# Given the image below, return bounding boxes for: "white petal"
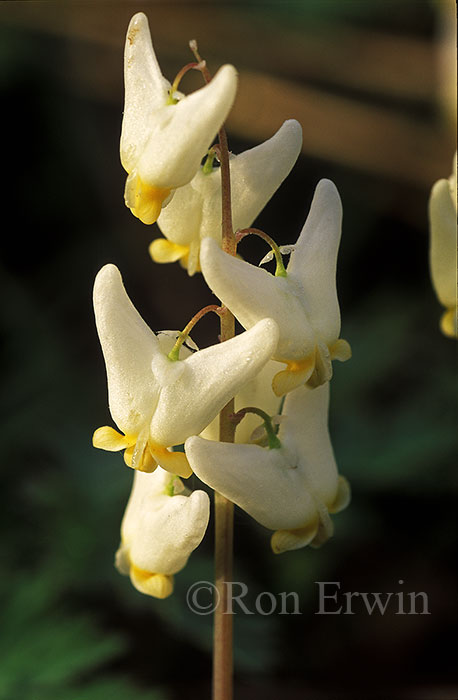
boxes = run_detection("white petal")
[137,64,238,190]
[281,383,339,507]
[185,437,316,531]
[93,264,160,435]
[157,174,206,246]
[121,469,210,575]
[120,13,171,172]
[229,119,302,234]
[429,176,457,308]
[287,179,343,342]
[150,318,279,446]
[200,238,315,360]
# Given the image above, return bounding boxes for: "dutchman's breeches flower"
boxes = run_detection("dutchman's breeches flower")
[120,12,237,225]
[185,382,350,553]
[200,178,351,396]
[92,264,279,477]
[115,467,210,598]
[150,120,303,275]
[428,153,457,338]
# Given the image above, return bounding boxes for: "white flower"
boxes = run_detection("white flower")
[121,12,238,225]
[92,264,279,477]
[115,468,209,598]
[200,178,351,396]
[428,153,457,338]
[149,120,303,275]
[185,383,350,553]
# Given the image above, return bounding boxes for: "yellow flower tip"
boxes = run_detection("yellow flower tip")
[271,519,319,554]
[440,307,458,339]
[124,443,158,473]
[149,238,189,264]
[125,173,171,225]
[149,445,193,479]
[179,250,201,276]
[129,564,174,599]
[272,354,315,397]
[330,338,352,362]
[92,426,134,451]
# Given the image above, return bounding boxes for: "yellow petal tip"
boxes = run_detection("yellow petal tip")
[130,565,174,599]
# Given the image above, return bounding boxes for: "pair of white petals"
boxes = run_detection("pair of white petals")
[187,377,350,555]
[150,119,303,275]
[120,12,237,225]
[115,467,210,599]
[428,153,457,338]
[200,178,352,396]
[92,263,278,477]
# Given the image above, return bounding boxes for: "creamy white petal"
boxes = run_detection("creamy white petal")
[186,437,316,531]
[120,13,171,172]
[228,119,302,234]
[120,469,209,575]
[429,176,457,309]
[137,64,238,190]
[287,179,342,342]
[200,237,315,360]
[157,182,204,247]
[93,264,160,435]
[281,383,339,506]
[150,318,280,446]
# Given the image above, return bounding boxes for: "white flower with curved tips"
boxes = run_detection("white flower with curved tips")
[185,383,350,554]
[121,12,237,225]
[92,264,279,478]
[200,178,351,396]
[428,153,457,338]
[149,120,303,276]
[115,468,209,599]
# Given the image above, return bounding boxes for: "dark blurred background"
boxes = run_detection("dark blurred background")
[0,1,456,699]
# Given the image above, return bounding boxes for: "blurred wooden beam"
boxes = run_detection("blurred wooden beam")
[1,1,437,100]
[228,71,454,189]
[1,1,454,188]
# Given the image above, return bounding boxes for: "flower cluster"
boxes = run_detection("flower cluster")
[93,12,352,598]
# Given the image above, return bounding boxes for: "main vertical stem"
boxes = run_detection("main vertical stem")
[190,44,236,698]
[213,122,236,700]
